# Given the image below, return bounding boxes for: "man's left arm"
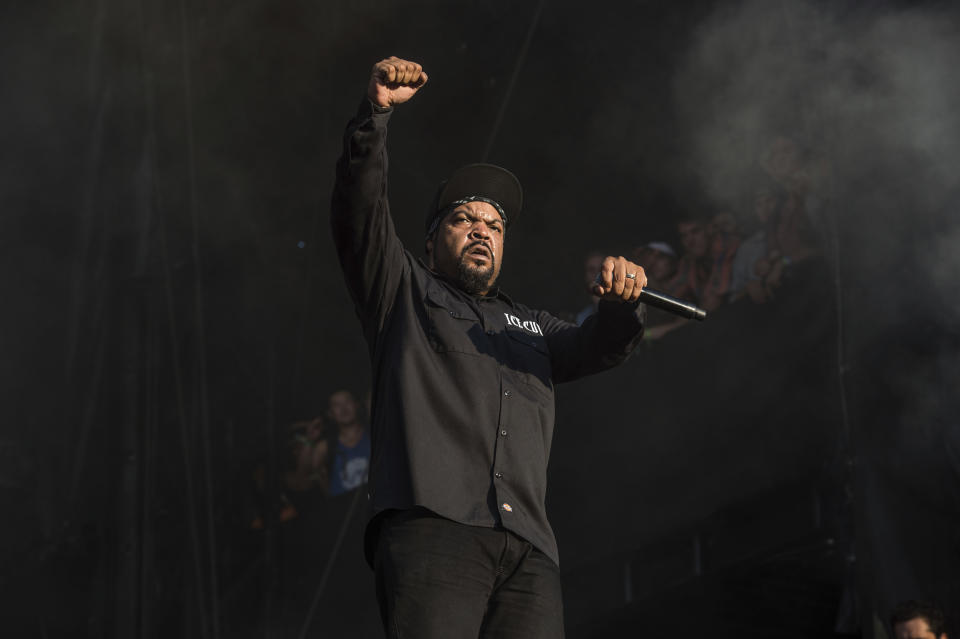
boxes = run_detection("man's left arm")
[539,256,647,383]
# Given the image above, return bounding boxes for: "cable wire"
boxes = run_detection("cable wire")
[296,487,366,639]
[481,0,547,162]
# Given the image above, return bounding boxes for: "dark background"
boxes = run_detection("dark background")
[2,0,959,637]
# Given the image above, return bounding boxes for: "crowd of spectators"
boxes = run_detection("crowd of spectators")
[562,136,956,633]
[265,134,826,527]
[574,134,826,341]
[235,134,954,636]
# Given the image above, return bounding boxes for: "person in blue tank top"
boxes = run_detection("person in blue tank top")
[326,390,370,497]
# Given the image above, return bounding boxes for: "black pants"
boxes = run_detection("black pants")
[374,509,565,638]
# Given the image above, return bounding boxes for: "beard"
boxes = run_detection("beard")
[455,244,497,295]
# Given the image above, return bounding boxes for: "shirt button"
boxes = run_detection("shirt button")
[503,390,511,398]
[500,430,507,437]
[495,472,503,478]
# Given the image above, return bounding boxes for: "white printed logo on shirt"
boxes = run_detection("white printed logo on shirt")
[503,313,543,336]
[339,457,369,491]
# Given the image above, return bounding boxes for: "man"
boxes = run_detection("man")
[326,390,370,497]
[890,600,950,639]
[330,56,647,638]
[284,416,329,495]
[632,241,678,293]
[729,186,780,304]
[673,214,737,312]
[631,241,686,340]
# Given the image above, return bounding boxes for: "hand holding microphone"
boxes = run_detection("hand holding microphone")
[591,256,648,303]
[593,255,706,321]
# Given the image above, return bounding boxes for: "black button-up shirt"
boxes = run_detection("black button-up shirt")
[330,100,644,566]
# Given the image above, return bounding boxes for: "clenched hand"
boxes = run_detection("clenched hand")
[592,256,647,304]
[368,56,428,108]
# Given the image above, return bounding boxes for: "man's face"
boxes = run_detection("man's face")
[678,221,709,258]
[427,200,505,295]
[648,249,677,282]
[894,618,945,639]
[711,212,737,236]
[328,391,358,427]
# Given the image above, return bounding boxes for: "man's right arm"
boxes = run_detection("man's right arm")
[330,99,406,335]
[330,57,428,336]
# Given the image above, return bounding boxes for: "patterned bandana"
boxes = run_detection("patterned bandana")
[426,196,508,238]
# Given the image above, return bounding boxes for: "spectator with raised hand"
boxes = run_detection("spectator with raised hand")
[757,135,825,296]
[730,186,781,304]
[706,210,740,303]
[673,213,737,312]
[283,417,329,495]
[672,215,708,302]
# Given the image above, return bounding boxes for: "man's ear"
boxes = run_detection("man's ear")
[424,235,434,263]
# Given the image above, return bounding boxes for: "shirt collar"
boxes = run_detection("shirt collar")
[417,258,515,307]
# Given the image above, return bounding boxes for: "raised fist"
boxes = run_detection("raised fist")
[368,56,428,108]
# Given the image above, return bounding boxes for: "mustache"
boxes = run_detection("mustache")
[462,241,492,259]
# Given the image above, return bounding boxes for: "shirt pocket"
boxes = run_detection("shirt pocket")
[423,284,482,355]
[505,329,553,399]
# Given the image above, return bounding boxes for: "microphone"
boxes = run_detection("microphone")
[593,274,707,321]
[639,288,707,321]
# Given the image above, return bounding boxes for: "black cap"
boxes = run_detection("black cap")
[425,163,523,235]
